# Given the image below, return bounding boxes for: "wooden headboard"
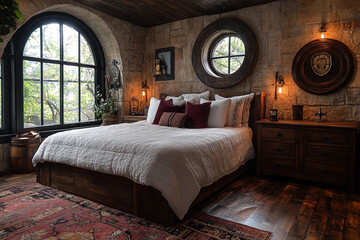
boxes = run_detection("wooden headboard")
[159,92,266,132]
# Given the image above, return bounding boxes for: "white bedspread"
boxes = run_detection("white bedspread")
[33,121,254,219]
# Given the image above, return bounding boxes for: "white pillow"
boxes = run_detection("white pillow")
[215,93,254,127]
[200,98,230,128]
[172,99,186,106]
[147,97,161,124]
[165,95,183,101]
[183,91,210,103]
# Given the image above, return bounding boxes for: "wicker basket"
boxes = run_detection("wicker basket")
[101,113,117,126]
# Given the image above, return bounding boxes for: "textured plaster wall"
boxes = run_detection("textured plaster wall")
[141,0,360,121]
[0,0,146,173]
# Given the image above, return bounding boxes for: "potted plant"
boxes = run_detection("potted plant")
[94,76,117,125]
[0,0,23,42]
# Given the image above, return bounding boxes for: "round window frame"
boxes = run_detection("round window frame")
[208,33,245,77]
[192,18,258,89]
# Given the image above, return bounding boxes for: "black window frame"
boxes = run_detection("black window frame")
[209,34,246,76]
[10,12,105,136]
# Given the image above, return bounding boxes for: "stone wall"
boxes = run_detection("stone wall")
[141,0,360,121]
[0,0,146,173]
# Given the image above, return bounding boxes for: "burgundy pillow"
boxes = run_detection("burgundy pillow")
[185,101,211,128]
[158,112,187,128]
[153,100,186,124]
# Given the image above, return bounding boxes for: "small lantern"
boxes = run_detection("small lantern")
[270,109,278,121]
[130,97,139,115]
[154,58,162,76]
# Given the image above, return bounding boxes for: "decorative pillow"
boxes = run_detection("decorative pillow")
[165,95,184,101]
[185,101,211,128]
[215,93,254,127]
[200,98,230,128]
[153,100,186,124]
[183,91,210,103]
[158,112,187,128]
[172,99,186,106]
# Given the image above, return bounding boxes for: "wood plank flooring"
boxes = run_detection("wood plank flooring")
[1,172,360,239]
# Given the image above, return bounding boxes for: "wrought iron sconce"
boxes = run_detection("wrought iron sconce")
[275,72,285,99]
[141,79,149,102]
[319,22,326,39]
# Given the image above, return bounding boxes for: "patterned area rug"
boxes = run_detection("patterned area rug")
[0,183,272,240]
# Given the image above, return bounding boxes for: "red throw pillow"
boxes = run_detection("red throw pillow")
[153,100,186,124]
[158,112,187,128]
[185,101,211,128]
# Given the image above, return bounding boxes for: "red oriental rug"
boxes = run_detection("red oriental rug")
[0,183,272,240]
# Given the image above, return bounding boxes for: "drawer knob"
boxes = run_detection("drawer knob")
[322,135,329,141]
[322,152,328,157]
[275,147,281,152]
[276,132,282,137]
[321,168,328,173]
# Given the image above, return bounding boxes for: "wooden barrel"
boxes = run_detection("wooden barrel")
[10,133,41,173]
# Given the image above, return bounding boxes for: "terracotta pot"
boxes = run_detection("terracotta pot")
[102,113,117,126]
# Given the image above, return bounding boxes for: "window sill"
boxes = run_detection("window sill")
[38,122,102,138]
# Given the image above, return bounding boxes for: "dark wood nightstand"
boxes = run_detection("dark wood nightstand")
[123,115,147,123]
[256,119,358,192]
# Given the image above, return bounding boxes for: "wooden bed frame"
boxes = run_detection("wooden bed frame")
[37,92,266,225]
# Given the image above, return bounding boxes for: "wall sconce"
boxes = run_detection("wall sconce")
[319,22,326,39]
[141,79,149,102]
[275,71,285,99]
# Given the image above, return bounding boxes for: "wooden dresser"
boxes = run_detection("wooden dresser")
[256,119,358,192]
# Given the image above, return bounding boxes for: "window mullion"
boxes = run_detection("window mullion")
[60,23,64,125]
[78,32,81,122]
[40,26,44,125]
[228,36,231,74]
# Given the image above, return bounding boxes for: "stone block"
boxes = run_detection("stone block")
[346,88,360,105]
[170,35,187,48]
[174,47,183,59]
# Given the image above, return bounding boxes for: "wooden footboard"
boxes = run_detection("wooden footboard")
[36,160,253,225]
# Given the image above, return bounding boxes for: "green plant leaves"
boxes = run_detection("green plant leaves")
[0,0,23,41]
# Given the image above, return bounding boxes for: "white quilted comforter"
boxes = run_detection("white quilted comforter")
[33,121,254,219]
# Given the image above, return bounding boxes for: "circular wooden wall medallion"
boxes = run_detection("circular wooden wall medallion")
[292,39,354,95]
[192,18,258,89]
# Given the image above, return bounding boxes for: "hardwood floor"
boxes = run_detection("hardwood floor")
[1,172,360,240]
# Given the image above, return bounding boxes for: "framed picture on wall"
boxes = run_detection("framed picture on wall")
[155,47,175,81]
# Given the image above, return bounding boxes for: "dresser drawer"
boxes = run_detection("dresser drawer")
[306,145,348,164]
[262,156,295,172]
[262,127,295,142]
[305,130,350,145]
[305,161,347,182]
[262,141,295,156]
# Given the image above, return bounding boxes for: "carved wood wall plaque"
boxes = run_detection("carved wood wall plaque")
[292,39,354,95]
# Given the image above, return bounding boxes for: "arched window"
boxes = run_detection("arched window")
[11,12,105,133]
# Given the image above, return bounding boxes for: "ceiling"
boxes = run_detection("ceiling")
[78,0,277,28]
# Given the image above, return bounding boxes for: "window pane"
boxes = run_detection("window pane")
[23,60,41,127]
[229,56,244,74]
[64,65,79,123]
[212,37,229,57]
[80,35,95,65]
[24,28,40,58]
[80,67,95,121]
[43,63,60,125]
[212,57,229,75]
[230,37,245,56]
[42,24,60,60]
[63,25,79,63]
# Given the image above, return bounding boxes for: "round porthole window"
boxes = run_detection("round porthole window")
[210,35,245,75]
[192,19,257,89]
